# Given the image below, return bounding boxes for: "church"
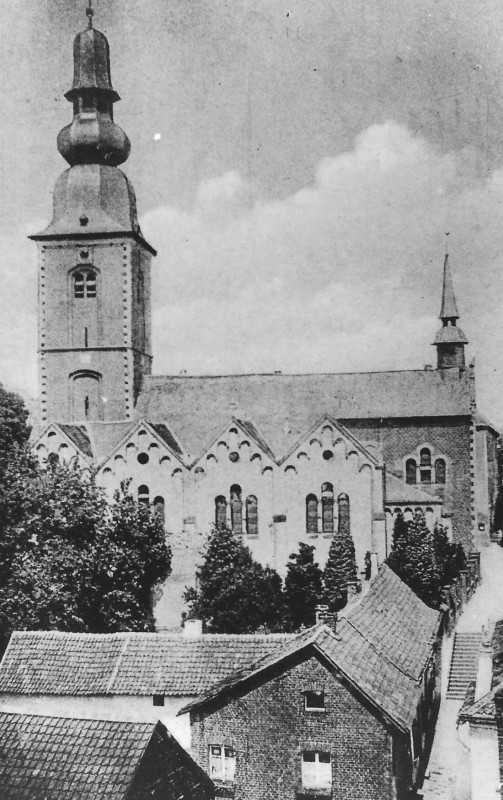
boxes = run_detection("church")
[31,11,499,621]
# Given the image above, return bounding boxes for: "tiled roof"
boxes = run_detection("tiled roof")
[86,421,136,462]
[385,473,442,505]
[343,563,442,682]
[150,422,183,455]
[0,631,293,696]
[59,424,93,458]
[0,712,155,799]
[458,682,499,725]
[135,369,472,459]
[181,565,441,732]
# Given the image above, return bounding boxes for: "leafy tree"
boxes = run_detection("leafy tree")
[0,461,171,643]
[184,526,284,633]
[0,384,31,473]
[433,521,466,586]
[386,510,441,608]
[283,542,324,630]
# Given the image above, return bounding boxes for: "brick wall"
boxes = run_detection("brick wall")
[342,416,473,550]
[190,654,403,800]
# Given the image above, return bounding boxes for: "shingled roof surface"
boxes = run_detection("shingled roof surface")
[59,424,93,458]
[181,565,441,732]
[0,631,293,696]
[385,473,442,505]
[344,563,441,681]
[0,712,155,800]
[135,370,471,459]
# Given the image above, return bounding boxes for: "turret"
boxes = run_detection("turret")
[433,254,468,369]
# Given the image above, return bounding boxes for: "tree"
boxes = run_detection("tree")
[283,542,324,631]
[0,384,31,475]
[324,495,358,612]
[386,510,441,608]
[0,460,171,642]
[184,526,284,633]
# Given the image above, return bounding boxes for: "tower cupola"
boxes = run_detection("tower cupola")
[57,5,130,167]
[433,253,468,369]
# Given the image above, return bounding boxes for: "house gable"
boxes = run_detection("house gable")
[32,423,93,468]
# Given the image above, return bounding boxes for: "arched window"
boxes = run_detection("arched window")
[406,459,417,485]
[73,270,97,299]
[153,496,165,524]
[70,370,102,422]
[435,458,446,484]
[321,482,334,534]
[306,494,318,534]
[337,493,350,536]
[138,485,149,505]
[419,448,431,484]
[246,495,258,536]
[215,496,227,529]
[230,484,243,535]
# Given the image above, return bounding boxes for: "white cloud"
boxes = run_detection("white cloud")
[142,122,503,424]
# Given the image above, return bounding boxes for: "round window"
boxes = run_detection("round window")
[229,451,239,463]
[137,452,149,465]
[323,450,333,461]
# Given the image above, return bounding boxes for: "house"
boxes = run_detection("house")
[0,626,293,751]
[458,619,503,800]
[0,711,214,800]
[179,564,443,800]
[29,9,499,629]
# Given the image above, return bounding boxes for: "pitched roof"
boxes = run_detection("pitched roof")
[59,424,93,458]
[135,370,472,460]
[181,565,441,732]
[0,631,293,696]
[0,712,155,800]
[458,683,498,726]
[343,563,442,682]
[385,473,442,505]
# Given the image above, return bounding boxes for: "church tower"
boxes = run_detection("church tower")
[30,4,155,424]
[434,253,468,369]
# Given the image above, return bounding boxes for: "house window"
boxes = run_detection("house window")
[246,495,258,535]
[301,751,332,790]
[321,483,334,533]
[406,458,417,485]
[153,695,165,707]
[435,458,446,484]
[73,269,97,298]
[304,690,325,711]
[306,494,318,534]
[230,484,243,535]
[209,745,236,782]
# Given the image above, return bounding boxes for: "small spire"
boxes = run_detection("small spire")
[440,252,459,320]
[86,0,94,29]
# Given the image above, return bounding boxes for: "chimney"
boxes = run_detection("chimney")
[424,364,433,371]
[315,604,337,631]
[183,619,203,638]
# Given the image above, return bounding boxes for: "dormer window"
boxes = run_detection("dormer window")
[74,270,97,299]
[304,690,325,711]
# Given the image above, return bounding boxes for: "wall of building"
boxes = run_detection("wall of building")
[190,654,399,800]
[343,416,473,550]
[0,693,192,752]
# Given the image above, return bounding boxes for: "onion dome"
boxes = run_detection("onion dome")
[57,14,130,167]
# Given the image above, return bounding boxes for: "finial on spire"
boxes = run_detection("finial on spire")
[445,231,450,256]
[86,0,94,29]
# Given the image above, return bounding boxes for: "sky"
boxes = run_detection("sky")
[2,0,503,424]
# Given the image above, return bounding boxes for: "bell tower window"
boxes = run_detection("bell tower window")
[73,269,97,299]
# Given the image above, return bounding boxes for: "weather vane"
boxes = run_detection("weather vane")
[86,0,94,29]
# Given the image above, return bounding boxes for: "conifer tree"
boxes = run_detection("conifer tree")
[386,509,441,608]
[184,526,284,633]
[324,494,358,612]
[283,542,324,631]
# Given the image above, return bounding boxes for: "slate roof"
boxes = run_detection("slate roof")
[59,424,93,458]
[385,473,442,505]
[180,565,441,732]
[0,712,155,800]
[135,369,472,459]
[458,683,498,726]
[0,631,293,696]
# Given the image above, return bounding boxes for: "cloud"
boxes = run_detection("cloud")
[142,122,503,423]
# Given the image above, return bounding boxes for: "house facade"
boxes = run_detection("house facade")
[181,565,443,800]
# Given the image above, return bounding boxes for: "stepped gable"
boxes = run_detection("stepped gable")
[181,565,441,731]
[0,631,293,697]
[135,369,472,461]
[0,712,154,800]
